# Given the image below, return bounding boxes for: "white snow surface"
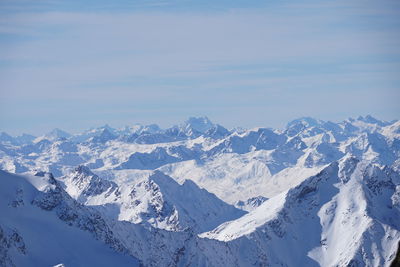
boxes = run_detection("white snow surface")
[0,170,139,267]
[200,158,400,266]
[59,166,245,232]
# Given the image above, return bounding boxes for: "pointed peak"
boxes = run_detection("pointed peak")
[148,170,176,185]
[356,115,386,125]
[33,128,71,143]
[205,124,230,138]
[99,124,116,132]
[49,128,71,137]
[140,124,161,134]
[99,127,115,136]
[86,124,115,134]
[74,165,95,176]
[118,124,143,134]
[182,116,215,133]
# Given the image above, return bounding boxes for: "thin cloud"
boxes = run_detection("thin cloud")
[0,0,399,134]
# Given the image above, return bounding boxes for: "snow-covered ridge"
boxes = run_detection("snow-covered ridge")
[1,115,399,266]
[0,170,139,266]
[1,115,398,191]
[0,170,262,266]
[200,158,400,266]
[60,165,245,232]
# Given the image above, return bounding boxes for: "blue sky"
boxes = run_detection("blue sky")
[1,0,399,135]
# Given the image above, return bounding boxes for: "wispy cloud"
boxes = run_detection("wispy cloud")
[0,0,399,134]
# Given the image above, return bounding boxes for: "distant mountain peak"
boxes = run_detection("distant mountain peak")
[140,124,161,134]
[49,128,71,137]
[286,117,324,128]
[0,132,14,143]
[356,115,389,126]
[33,128,71,143]
[74,165,94,176]
[182,116,215,134]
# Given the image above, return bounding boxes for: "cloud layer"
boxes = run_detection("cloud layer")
[1,0,399,134]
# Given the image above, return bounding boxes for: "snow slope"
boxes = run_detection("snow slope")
[0,170,251,267]
[200,158,400,266]
[0,170,139,267]
[60,166,245,232]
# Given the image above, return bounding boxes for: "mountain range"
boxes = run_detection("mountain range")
[1,115,399,266]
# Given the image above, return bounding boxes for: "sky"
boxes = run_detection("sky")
[0,0,400,135]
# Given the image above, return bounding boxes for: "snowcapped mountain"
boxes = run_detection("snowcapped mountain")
[0,133,35,146]
[0,170,253,267]
[33,128,71,143]
[69,124,119,143]
[60,166,245,232]
[0,132,16,144]
[0,170,139,267]
[200,157,400,266]
[183,116,215,133]
[1,115,399,266]
[13,134,36,145]
[115,147,182,170]
[179,116,216,137]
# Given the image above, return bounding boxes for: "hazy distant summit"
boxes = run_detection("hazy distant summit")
[1,115,395,141]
